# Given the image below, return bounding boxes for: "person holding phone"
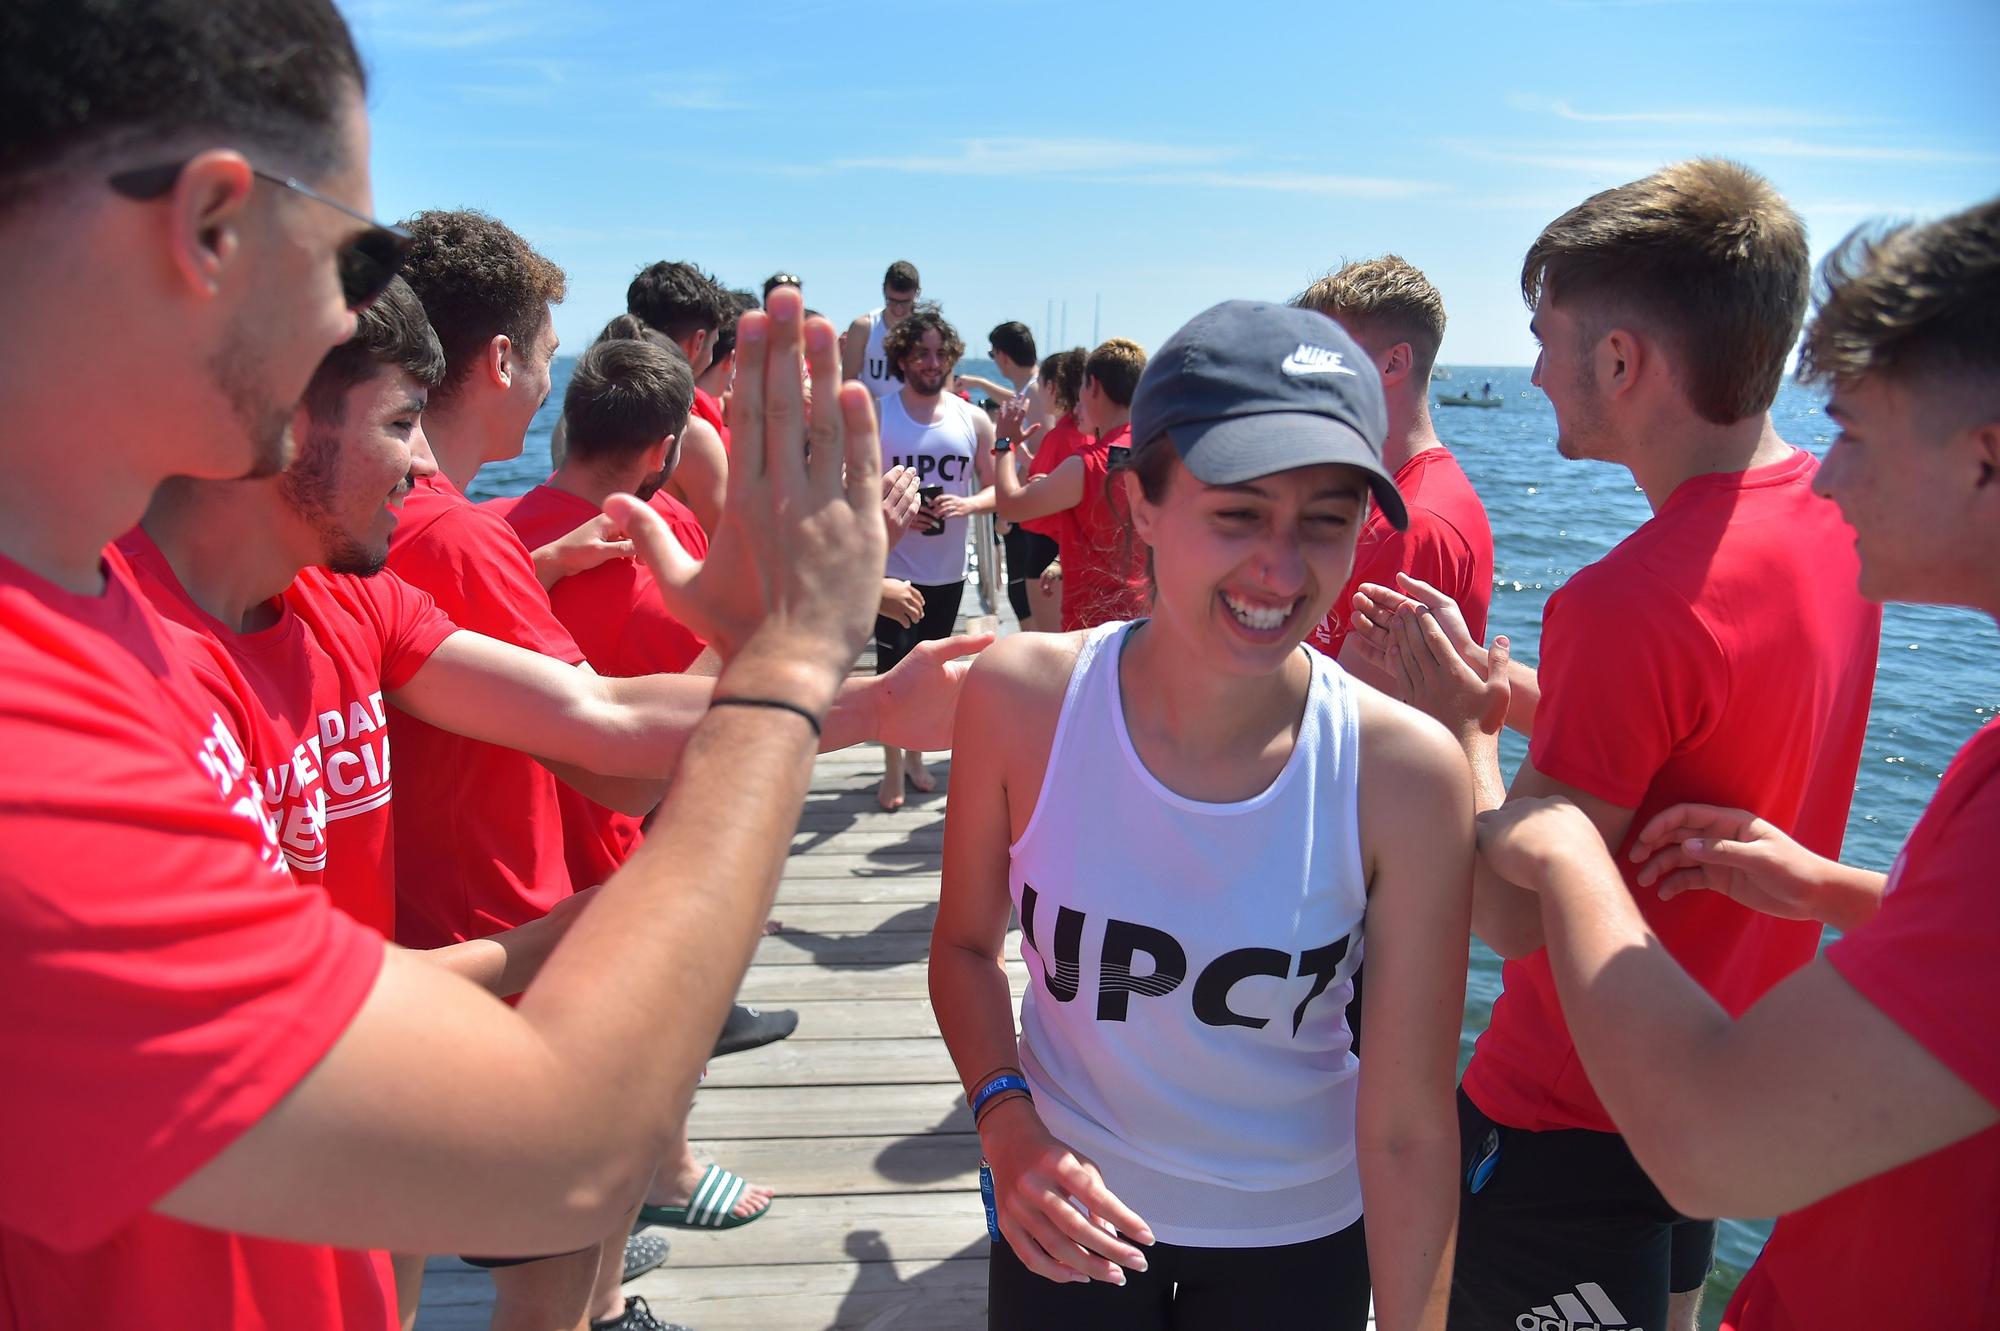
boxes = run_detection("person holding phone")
[875,307,995,810]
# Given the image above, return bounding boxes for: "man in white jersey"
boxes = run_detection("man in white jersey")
[875,307,996,810]
[842,260,923,397]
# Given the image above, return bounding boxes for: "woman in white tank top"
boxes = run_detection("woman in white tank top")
[929,303,1473,1331]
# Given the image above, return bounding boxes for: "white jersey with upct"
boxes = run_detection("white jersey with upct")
[879,391,979,586]
[859,307,897,397]
[1010,621,1369,1247]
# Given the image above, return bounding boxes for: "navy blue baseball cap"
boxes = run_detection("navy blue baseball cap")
[1129,300,1406,530]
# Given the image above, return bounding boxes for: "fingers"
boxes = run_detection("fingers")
[1489,633,1512,679]
[731,307,770,489]
[1633,842,1702,889]
[760,290,809,496]
[1630,803,1755,861]
[801,310,845,489]
[1394,570,1452,607]
[597,538,637,561]
[838,382,885,517]
[1062,1164,1153,1248]
[1355,582,1417,618]
[605,493,698,600]
[921,633,993,665]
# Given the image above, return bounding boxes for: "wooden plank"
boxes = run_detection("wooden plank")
[764,997,956,1041]
[770,877,941,906]
[644,1192,988,1269]
[736,960,1025,1002]
[635,1257,990,1331]
[701,1038,962,1088]
[775,855,942,881]
[754,931,934,968]
[686,1132,982,1196]
[688,1082,977,1140]
[791,830,945,854]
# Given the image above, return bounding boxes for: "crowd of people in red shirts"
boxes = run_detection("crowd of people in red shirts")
[1,4,1995,1331]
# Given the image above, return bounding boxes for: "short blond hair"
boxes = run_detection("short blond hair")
[1086,337,1147,407]
[1294,255,1446,377]
[1522,158,1808,424]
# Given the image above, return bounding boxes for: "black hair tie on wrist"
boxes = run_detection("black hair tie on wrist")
[709,695,823,737]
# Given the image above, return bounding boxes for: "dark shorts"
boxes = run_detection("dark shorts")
[988,1216,1369,1331]
[1451,1089,1717,1331]
[874,579,965,676]
[1003,527,1060,624]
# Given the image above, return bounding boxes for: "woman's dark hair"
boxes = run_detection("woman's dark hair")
[1038,347,1089,415]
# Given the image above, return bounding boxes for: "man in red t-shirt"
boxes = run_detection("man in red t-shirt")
[1380,163,1884,1331]
[625,260,731,532]
[988,338,1152,631]
[0,17,951,1315]
[1292,257,1493,682]
[1475,196,2000,1331]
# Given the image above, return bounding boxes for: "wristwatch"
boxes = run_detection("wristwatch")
[992,436,1013,454]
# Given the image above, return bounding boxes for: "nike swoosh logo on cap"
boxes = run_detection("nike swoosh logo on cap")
[1280,343,1358,377]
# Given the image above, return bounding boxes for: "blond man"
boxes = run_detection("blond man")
[1293,259,1493,693]
[1371,160,1883,1330]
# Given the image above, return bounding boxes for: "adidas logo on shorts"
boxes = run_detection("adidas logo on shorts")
[1514,1281,1640,1331]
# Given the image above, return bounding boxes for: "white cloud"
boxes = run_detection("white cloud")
[1505,92,1864,129]
[824,138,1438,198]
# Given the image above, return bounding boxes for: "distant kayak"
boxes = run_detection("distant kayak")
[1438,393,1502,408]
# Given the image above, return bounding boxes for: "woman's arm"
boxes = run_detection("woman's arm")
[928,643,1152,1286]
[1353,695,1475,1331]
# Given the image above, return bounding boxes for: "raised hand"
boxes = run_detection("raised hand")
[979,1100,1153,1285]
[1390,599,1511,739]
[882,465,920,541]
[608,290,885,694]
[873,633,993,752]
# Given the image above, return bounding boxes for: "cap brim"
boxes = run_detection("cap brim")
[1172,410,1408,530]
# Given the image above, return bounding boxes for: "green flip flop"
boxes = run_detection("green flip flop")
[636,1164,771,1230]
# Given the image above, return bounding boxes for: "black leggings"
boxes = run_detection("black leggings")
[874,579,965,675]
[986,1218,1369,1330]
[1003,527,1060,622]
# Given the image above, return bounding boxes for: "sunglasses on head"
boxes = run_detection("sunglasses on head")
[108,160,413,311]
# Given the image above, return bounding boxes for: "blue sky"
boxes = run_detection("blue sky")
[343,0,1999,367]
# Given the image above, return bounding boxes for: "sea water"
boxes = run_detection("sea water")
[478,359,1998,1318]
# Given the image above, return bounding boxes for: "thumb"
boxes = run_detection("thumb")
[923,632,995,664]
[604,493,699,598]
[1488,634,1512,678]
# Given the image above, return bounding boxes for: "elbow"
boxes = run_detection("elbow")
[1476,917,1542,961]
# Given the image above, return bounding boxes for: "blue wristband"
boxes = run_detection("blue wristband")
[970,1073,1031,1121]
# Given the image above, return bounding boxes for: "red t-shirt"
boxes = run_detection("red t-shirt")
[1724,720,2000,1330]
[384,473,586,948]
[485,484,709,890]
[120,532,459,937]
[692,386,730,451]
[0,547,392,1329]
[1019,413,1089,540]
[1306,445,1493,658]
[1463,449,1883,1132]
[1037,421,1149,631]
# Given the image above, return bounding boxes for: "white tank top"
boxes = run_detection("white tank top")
[879,391,979,586]
[860,308,897,397]
[1010,621,1368,1247]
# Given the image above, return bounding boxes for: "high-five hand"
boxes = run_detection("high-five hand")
[607,290,886,695]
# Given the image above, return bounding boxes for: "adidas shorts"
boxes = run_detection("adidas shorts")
[1449,1089,1716,1330]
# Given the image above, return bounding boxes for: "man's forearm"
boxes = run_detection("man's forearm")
[514,653,832,1162]
[1536,851,1732,1178]
[1461,730,1546,957]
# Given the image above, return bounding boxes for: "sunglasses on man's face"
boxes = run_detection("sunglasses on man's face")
[108,160,414,311]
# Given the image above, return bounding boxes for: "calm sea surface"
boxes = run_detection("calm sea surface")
[479,358,1997,1317]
